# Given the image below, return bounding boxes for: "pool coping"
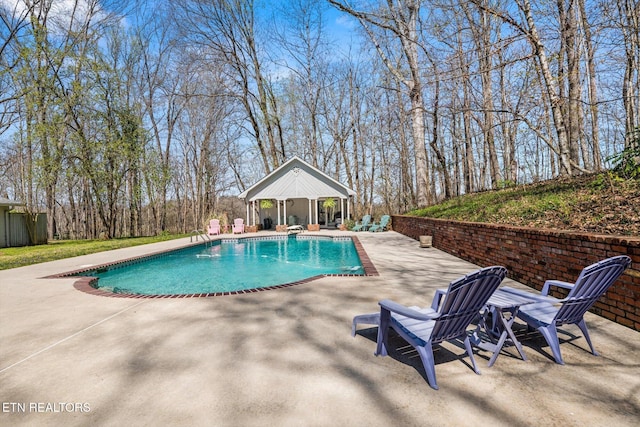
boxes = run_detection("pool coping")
[43,235,379,298]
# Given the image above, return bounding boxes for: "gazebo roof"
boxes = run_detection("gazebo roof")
[238,156,355,201]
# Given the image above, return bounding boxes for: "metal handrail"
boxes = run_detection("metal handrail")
[190,229,212,246]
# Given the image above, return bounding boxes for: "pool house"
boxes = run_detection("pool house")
[238,156,356,232]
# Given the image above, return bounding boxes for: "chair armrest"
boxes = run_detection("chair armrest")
[430,288,448,311]
[379,299,438,321]
[541,280,575,296]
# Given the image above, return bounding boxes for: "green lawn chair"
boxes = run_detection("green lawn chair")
[369,215,390,232]
[352,215,371,232]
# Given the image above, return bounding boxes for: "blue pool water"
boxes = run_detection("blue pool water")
[81,236,364,295]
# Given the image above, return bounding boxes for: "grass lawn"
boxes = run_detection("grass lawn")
[0,234,189,270]
[407,173,639,235]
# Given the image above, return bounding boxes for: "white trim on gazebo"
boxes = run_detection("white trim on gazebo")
[238,156,356,230]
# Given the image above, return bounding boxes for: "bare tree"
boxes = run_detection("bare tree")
[176,0,284,174]
[461,0,501,188]
[611,0,640,147]
[578,0,602,169]
[0,0,33,135]
[329,0,431,207]
[273,0,330,167]
[175,65,231,231]
[472,0,574,175]
[132,2,184,233]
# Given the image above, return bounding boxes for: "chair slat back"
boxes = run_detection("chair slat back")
[432,266,507,343]
[555,256,631,325]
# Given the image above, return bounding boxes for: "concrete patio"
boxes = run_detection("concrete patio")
[1,231,638,426]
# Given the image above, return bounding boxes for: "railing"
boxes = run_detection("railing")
[190,230,212,246]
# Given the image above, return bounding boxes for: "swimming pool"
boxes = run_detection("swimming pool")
[63,235,375,297]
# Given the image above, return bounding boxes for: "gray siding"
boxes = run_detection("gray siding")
[1,211,47,247]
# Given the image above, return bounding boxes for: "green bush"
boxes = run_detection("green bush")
[610,127,640,179]
[343,219,356,230]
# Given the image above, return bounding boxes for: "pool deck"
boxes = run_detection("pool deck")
[1,231,638,426]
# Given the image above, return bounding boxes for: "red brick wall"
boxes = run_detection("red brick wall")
[391,215,640,331]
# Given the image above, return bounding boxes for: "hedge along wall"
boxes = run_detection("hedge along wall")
[391,215,640,332]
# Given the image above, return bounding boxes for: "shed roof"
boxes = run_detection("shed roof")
[238,156,355,201]
[0,198,23,207]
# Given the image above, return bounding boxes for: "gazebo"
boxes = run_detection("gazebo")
[238,156,356,232]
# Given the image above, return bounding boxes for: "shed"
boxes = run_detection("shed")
[0,198,47,247]
[238,156,356,230]
[1,198,23,247]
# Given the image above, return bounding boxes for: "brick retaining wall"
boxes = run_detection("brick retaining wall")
[391,215,640,332]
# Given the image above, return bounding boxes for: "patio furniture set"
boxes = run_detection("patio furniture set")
[352,255,632,390]
[352,215,390,232]
[207,215,392,235]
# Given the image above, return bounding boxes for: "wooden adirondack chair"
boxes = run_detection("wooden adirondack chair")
[501,255,631,364]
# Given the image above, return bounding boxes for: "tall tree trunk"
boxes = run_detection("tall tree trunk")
[578,0,601,169]
[474,0,573,175]
[618,0,639,147]
[394,79,416,208]
[479,15,501,188]
[465,1,501,187]
[522,0,573,175]
[403,2,431,206]
[558,0,582,168]
[428,66,451,199]
[457,26,476,193]
[328,0,431,206]
[498,43,517,183]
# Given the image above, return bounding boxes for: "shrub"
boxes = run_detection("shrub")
[610,127,640,179]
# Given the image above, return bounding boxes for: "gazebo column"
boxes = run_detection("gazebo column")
[252,200,256,226]
[346,196,351,222]
[245,203,250,225]
[305,198,319,231]
[283,199,287,225]
[277,200,281,225]
[340,198,345,225]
